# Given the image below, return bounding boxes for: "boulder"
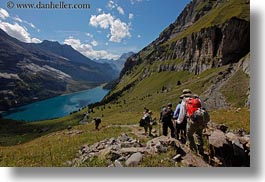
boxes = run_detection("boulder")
[181,153,209,167]
[225,132,237,142]
[209,130,228,148]
[118,133,130,142]
[155,141,167,153]
[98,147,112,159]
[125,152,143,167]
[239,135,250,145]
[114,160,123,167]
[120,147,148,154]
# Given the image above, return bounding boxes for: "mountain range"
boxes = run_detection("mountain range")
[0,29,121,111]
[94,52,134,72]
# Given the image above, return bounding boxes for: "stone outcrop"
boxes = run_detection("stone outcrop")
[67,121,250,167]
[125,152,143,167]
[120,0,222,77]
[169,18,249,74]
[122,17,250,77]
[67,134,210,167]
[204,122,250,166]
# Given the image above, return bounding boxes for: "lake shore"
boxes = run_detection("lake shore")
[1,86,109,122]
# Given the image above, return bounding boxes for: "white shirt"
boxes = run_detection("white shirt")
[176,98,188,124]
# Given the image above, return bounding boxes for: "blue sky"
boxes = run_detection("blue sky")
[0,0,190,60]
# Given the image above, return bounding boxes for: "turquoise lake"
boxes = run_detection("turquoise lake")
[2,86,109,122]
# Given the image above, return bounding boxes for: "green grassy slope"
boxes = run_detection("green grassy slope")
[221,69,249,107]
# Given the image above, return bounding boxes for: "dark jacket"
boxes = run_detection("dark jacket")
[161,107,173,123]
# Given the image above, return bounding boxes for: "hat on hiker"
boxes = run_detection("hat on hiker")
[180,94,185,99]
[167,103,172,107]
[193,94,199,98]
[183,93,193,98]
[182,89,192,94]
[148,110,153,115]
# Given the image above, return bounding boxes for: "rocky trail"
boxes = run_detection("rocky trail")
[203,54,250,110]
[203,65,234,110]
[64,121,250,167]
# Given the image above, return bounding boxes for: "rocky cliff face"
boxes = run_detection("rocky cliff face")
[122,17,249,77]
[162,17,250,74]
[121,0,250,76]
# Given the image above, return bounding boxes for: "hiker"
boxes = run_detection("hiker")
[176,89,209,156]
[173,97,187,144]
[161,103,175,138]
[159,106,166,122]
[158,106,166,136]
[141,109,153,136]
[93,117,101,130]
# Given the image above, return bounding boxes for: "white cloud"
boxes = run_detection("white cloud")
[64,37,119,60]
[130,0,143,5]
[85,33,94,38]
[13,16,22,22]
[91,40,98,46]
[129,13,134,20]
[90,13,114,29]
[0,21,40,43]
[137,34,141,38]
[89,13,131,43]
[97,8,102,13]
[0,8,9,20]
[31,37,41,43]
[107,0,116,9]
[28,22,40,32]
[13,15,40,32]
[109,19,131,43]
[0,9,40,43]
[117,6,125,15]
[0,8,40,32]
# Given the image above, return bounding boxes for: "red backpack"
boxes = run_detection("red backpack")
[186,98,201,117]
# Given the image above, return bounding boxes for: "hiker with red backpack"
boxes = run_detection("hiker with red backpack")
[176,89,210,156]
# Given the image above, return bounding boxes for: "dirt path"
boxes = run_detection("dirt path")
[203,65,236,110]
[104,123,162,140]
